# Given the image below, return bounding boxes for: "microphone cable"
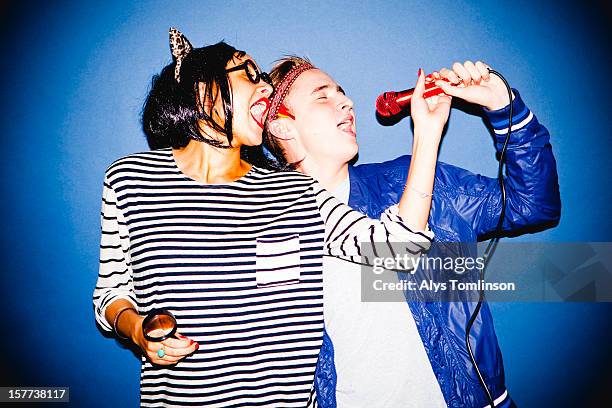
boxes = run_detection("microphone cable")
[464,68,513,408]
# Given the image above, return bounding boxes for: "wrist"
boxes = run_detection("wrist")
[129,314,145,346]
[485,89,516,111]
[412,129,442,151]
[115,307,142,344]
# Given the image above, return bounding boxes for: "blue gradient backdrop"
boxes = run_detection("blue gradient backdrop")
[1,1,610,406]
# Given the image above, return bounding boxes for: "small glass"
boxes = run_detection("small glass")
[142,309,178,342]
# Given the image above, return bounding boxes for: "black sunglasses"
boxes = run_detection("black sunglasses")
[225,59,273,89]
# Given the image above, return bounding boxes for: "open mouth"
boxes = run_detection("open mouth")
[337,115,356,136]
[250,97,271,129]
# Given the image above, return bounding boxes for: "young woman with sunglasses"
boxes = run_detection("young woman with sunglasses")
[93,29,448,407]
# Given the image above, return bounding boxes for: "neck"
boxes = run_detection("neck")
[297,157,349,191]
[172,138,250,184]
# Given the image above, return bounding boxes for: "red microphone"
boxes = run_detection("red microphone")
[376,74,454,118]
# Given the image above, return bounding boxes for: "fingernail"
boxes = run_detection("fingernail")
[195,343,200,350]
[418,68,423,77]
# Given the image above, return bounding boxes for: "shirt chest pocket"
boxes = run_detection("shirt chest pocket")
[255,234,301,288]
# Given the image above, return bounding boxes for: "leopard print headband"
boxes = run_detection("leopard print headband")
[169,28,193,83]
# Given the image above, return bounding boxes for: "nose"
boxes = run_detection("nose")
[338,94,354,112]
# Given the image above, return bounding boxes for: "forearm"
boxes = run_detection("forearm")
[475,91,561,235]
[313,180,433,264]
[398,129,440,230]
[104,298,143,344]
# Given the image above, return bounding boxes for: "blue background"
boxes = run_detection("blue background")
[1,0,610,406]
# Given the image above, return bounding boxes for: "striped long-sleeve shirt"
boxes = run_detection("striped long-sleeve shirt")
[93,148,432,407]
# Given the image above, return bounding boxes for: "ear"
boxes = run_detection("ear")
[196,82,221,119]
[197,82,207,107]
[267,118,306,164]
[267,118,294,141]
[195,82,210,115]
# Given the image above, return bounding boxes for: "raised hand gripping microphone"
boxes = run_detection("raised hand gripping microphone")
[375,74,454,118]
[375,67,515,408]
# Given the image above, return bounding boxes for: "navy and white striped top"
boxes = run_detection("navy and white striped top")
[93,148,432,407]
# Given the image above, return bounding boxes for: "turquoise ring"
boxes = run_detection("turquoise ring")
[157,348,165,358]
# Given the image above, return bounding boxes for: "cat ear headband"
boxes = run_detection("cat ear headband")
[169,27,193,83]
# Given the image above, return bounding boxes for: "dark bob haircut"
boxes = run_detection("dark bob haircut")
[142,41,270,167]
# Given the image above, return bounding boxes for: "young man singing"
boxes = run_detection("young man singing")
[264,57,560,407]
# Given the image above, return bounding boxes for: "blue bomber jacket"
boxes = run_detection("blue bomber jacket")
[314,90,561,407]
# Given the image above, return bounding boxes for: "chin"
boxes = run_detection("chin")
[336,144,358,163]
[247,135,263,147]
[241,127,263,147]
